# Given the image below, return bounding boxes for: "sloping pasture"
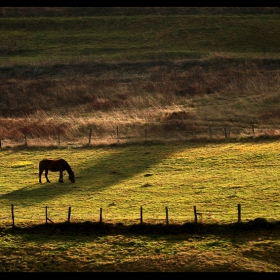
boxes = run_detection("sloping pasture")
[1,139,280,226]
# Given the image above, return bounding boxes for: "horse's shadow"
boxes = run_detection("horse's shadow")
[1,182,70,202]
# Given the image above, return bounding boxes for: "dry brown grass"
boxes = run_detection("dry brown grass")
[1,58,280,147]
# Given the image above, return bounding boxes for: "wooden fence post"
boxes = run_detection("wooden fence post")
[100,208,102,223]
[144,128,147,142]
[88,129,92,145]
[58,133,60,146]
[224,127,227,138]
[251,124,254,136]
[117,126,119,142]
[24,133,27,146]
[238,204,241,223]
[177,127,181,140]
[0,139,2,148]
[11,204,14,228]
[193,131,197,139]
[165,206,169,225]
[140,206,143,225]
[67,206,71,223]
[45,206,48,224]
[194,206,197,223]
[209,126,212,138]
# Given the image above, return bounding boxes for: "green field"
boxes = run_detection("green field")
[1,140,280,272]
[1,7,280,66]
[1,13,280,65]
[1,139,280,225]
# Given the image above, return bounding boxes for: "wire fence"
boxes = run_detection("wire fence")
[1,123,280,148]
[1,203,278,228]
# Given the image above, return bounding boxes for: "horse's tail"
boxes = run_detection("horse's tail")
[38,160,43,171]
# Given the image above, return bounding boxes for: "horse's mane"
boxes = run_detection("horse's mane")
[63,159,74,175]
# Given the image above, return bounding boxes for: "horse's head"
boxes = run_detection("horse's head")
[69,172,75,183]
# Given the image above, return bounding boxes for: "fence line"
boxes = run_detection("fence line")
[1,123,280,148]
[7,203,273,228]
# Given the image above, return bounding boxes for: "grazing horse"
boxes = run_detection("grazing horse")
[39,158,75,183]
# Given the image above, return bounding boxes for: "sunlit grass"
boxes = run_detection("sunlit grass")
[1,140,280,226]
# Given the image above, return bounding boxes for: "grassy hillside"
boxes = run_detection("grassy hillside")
[1,8,280,272]
[1,7,280,17]
[1,13,280,64]
[1,8,280,147]
[1,140,280,224]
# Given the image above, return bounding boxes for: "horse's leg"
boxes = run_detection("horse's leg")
[45,169,51,183]
[59,171,64,183]
[39,169,42,183]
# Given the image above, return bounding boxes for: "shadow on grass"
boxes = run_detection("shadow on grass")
[2,137,280,204]
[0,142,189,203]
[3,217,280,236]
[2,217,280,272]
